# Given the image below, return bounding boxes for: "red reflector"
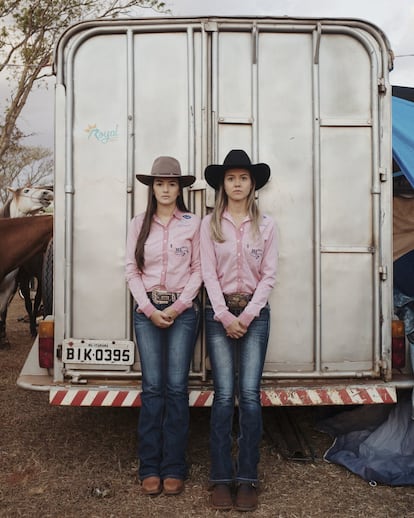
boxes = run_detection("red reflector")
[39,337,54,368]
[38,320,54,369]
[392,320,406,369]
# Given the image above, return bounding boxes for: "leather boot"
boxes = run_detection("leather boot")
[234,484,258,511]
[141,476,162,496]
[163,478,184,495]
[210,484,233,510]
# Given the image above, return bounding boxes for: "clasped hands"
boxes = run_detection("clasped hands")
[225,319,247,339]
[150,307,178,328]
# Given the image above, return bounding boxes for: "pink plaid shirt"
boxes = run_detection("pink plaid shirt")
[125,209,201,318]
[200,211,277,328]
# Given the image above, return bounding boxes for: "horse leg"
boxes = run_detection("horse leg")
[18,274,35,337]
[0,270,18,349]
[0,309,10,349]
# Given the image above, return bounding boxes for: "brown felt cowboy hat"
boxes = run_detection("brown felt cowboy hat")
[204,149,271,191]
[136,156,196,187]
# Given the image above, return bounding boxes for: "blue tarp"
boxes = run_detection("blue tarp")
[320,400,414,486]
[393,95,414,187]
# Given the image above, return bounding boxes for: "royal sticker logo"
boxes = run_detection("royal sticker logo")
[85,123,119,143]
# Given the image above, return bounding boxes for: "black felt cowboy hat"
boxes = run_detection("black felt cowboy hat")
[136,156,196,187]
[204,149,271,191]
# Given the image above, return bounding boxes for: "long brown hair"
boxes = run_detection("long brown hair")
[135,180,189,272]
[209,174,261,243]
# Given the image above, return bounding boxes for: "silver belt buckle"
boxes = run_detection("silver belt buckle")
[152,290,171,305]
[225,293,252,310]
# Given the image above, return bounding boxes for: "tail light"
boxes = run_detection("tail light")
[392,319,406,369]
[39,320,54,369]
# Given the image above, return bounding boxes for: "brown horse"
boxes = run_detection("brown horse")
[0,216,53,284]
[0,186,54,346]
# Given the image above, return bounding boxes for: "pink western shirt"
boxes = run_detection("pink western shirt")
[125,209,202,318]
[200,211,277,329]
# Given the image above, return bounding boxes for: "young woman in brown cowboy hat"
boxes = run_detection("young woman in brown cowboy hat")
[200,149,278,511]
[125,156,202,496]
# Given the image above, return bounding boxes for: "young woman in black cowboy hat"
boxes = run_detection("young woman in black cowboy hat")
[200,149,278,512]
[125,156,202,497]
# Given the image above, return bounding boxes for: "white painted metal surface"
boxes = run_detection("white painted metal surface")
[18,17,400,402]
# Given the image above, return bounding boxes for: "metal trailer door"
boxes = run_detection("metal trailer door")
[53,29,132,386]
[54,21,207,381]
[207,19,392,378]
[54,18,392,383]
[131,22,207,376]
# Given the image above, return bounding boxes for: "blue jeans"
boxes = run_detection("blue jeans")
[205,304,270,485]
[134,301,199,480]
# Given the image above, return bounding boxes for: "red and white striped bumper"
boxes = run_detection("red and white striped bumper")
[259,386,397,406]
[50,389,142,407]
[50,385,397,407]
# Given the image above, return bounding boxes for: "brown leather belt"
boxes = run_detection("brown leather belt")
[224,293,252,310]
[147,290,180,305]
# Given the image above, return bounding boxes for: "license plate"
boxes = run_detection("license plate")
[62,339,134,365]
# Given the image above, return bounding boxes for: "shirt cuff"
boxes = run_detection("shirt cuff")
[238,311,255,328]
[141,302,156,318]
[170,299,187,315]
[218,310,237,329]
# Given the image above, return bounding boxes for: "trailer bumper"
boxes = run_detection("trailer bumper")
[48,383,398,407]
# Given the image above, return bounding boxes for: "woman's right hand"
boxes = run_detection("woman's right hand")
[225,319,247,339]
[150,309,174,328]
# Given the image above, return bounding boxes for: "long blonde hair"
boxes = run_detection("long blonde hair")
[209,176,261,243]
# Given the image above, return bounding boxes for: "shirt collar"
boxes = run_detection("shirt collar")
[223,209,251,223]
[153,207,183,224]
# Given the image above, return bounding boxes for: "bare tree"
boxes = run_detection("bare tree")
[0,126,53,205]
[0,0,166,166]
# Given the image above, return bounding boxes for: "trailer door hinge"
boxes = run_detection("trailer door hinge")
[379,167,387,182]
[379,265,388,281]
[379,357,391,381]
[378,78,387,94]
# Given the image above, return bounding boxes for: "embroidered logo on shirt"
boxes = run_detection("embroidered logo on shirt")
[175,246,189,256]
[182,214,191,219]
[250,248,263,260]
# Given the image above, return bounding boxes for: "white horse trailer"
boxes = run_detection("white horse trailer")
[18,16,414,407]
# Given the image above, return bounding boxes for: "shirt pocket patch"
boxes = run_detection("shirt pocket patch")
[249,247,263,260]
[174,245,189,257]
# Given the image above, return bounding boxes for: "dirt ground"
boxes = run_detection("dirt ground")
[1,296,414,518]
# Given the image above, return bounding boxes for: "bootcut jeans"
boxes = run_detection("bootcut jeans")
[205,304,270,485]
[134,301,199,481]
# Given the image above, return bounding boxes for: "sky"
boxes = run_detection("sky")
[14,0,414,149]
